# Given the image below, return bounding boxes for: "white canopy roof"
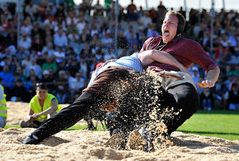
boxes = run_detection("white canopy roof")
[0,0,17,3]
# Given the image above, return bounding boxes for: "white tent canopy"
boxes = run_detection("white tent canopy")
[0,0,17,3]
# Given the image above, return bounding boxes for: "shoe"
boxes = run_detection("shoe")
[105,131,126,150]
[127,127,154,152]
[19,120,38,128]
[22,134,41,144]
[87,125,96,130]
[126,129,148,151]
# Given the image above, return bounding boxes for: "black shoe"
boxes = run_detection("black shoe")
[22,134,41,144]
[87,125,96,130]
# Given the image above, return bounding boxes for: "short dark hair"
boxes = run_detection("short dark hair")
[166,11,186,35]
[36,83,48,90]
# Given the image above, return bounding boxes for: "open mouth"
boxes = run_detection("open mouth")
[163,29,170,36]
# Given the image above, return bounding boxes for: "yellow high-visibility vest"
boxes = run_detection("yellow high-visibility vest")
[29,93,61,122]
[0,85,7,119]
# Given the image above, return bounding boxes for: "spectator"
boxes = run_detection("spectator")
[126,0,138,21]
[53,27,68,48]
[19,83,61,128]
[54,70,69,104]
[93,0,104,17]
[11,79,29,102]
[31,34,44,53]
[224,82,239,110]
[42,42,55,57]
[157,0,167,24]
[190,66,202,93]
[200,88,215,111]
[41,55,58,74]
[0,79,7,128]
[53,47,66,64]
[20,17,33,36]
[68,72,86,100]
[0,66,15,99]
[18,33,32,51]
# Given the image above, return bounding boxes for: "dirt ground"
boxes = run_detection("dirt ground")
[0,102,238,161]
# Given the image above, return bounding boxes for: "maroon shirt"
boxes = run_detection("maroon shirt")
[140,36,218,71]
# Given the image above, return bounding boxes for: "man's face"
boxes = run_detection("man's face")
[36,88,48,100]
[161,14,178,43]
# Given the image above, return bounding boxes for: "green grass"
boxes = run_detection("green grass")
[67,122,106,131]
[4,110,239,141]
[4,122,106,131]
[66,110,239,140]
[4,124,21,129]
[177,110,239,140]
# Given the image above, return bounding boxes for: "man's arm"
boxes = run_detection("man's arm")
[198,66,220,88]
[138,50,187,72]
[32,98,58,118]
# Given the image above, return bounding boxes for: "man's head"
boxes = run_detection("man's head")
[161,11,186,43]
[36,83,48,100]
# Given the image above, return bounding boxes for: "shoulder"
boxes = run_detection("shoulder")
[29,95,38,108]
[141,36,162,51]
[47,93,58,102]
[145,36,162,44]
[178,37,202,47]
[0,85,4,91]
[47,93,56,100]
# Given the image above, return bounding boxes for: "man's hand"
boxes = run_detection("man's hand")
[30,114,39,119]
[146,66,162,73]
[158,71,184,80]
[198,80,215,88]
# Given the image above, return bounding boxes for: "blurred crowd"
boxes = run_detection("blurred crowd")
[0,0,238,110]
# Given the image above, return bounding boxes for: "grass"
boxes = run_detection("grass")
[4,110,239,141]
[177,110,239,140]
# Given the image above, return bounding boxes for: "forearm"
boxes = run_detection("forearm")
[30,92,93,141]
[199,66,220,88]
[151,50,187,72]
[38,106,58,116]
[205,66,220,84]
[139,50,183,69]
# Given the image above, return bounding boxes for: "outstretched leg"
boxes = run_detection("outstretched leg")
[22,92,95,144]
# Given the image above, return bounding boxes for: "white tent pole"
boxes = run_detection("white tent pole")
[17,0,22,48]
[210,0,215,55]
[222,0,225,9]
[145,0,148,10]
[198,0,202,23]
[183,0,189,21]
[114,0,119,57]
[199,0,202,11]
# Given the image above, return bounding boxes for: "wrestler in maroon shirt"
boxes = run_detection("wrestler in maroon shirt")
[141,11,220,88]
[139,10,220,137]
[102,11,221,152]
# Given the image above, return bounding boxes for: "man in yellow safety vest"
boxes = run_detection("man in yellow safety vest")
[0,83,7,128]
[19,83,61,128]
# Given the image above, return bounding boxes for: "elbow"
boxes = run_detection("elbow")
[150,50,159,58]
[209,65,220,74]
[52,105,58,112]
[54,106,58,112]
[215,66,220,75]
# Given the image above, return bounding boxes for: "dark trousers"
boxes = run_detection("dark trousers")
[163,82,199,134]
[107,82,199,136]
[31,92,95,141]
[31,67,134,141]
